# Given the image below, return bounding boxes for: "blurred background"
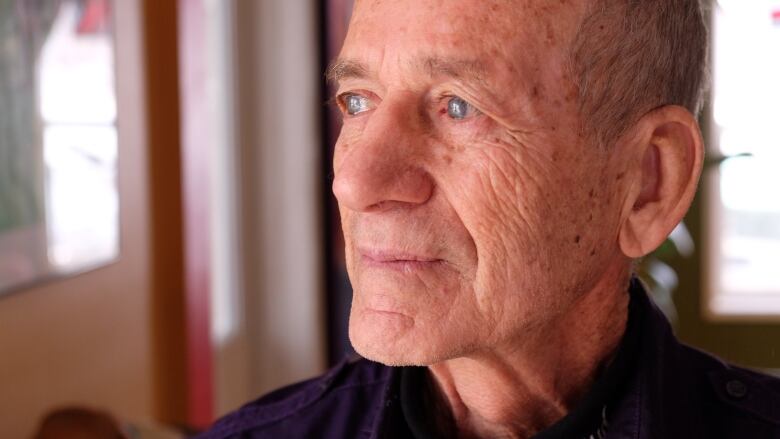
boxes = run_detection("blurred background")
[0,0,778,437]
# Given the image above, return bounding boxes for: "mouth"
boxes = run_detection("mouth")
[359,248,444,272]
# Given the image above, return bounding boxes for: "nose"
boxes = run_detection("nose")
[332,98,434,212]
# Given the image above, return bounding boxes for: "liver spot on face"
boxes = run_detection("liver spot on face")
[545,23,556,44]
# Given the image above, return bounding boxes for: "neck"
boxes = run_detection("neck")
[427,268,631,439]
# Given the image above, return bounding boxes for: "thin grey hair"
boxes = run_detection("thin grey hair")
[569,0,709,147]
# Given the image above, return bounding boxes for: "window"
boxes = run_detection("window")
[707,0,780,317]
[0,0,117,295]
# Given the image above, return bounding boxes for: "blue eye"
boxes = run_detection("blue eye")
[343,94,371,115]
[446,96,475,120]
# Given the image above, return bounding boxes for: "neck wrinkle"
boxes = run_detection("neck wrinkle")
[427,267,631,439]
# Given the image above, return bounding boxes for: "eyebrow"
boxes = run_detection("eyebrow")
[326,56,487,86]
[326,58,370,84]
[420,57,486,83]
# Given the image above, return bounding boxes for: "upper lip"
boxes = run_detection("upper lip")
[359,248,440,263]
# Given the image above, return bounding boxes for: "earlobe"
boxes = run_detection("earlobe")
[618,106,704,258]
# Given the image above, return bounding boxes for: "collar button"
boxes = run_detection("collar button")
[725,379,748,399]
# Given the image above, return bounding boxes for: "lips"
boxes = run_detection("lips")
[359,248,443,271]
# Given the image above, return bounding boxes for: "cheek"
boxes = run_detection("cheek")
[447,141,556,259]
[435,138,613,315]
[432,145,540,310]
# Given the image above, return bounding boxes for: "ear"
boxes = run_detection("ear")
[618,106,704,258]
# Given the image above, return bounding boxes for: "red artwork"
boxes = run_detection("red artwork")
[76,0,110,35]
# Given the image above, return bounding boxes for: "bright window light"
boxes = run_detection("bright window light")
[707,0,780,317]
[39,1,119,273]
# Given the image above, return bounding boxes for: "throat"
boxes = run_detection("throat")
[405,282,635,439]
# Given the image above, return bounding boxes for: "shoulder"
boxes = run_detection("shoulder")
[195,356,396,439]
[678,343,780,435]
[632,283,780,436]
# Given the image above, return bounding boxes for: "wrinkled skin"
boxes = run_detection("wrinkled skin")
[333,0,631,366]
[331,0,666,437]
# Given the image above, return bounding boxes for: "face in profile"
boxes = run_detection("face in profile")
[332,0,632,366]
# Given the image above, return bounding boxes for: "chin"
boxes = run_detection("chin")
[351,339,436,367]
[348,306,418,366]
[347,305,465,366]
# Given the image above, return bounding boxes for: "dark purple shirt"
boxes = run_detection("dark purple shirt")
[196,281,780,438]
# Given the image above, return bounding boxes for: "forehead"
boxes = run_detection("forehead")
[341,0,584,83]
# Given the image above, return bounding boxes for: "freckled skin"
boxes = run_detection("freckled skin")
[335,0,630,366]
[332,0,640,436]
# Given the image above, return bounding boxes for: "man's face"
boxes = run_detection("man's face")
[333,0,631,365]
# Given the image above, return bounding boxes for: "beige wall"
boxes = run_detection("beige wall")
[231,0,327,409]
[0,1,156,437]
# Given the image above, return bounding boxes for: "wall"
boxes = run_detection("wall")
[229,0,328,409]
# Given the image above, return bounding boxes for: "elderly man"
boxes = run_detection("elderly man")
[201,0,780,438]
